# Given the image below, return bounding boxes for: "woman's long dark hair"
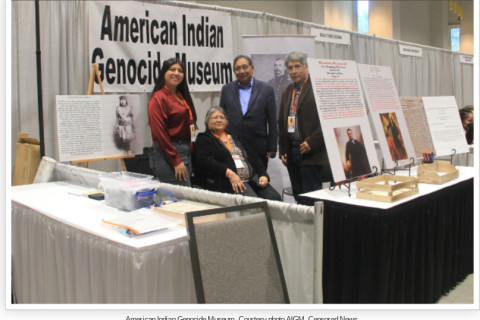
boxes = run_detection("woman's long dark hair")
[459,108,473,129]
[151,57,197,125]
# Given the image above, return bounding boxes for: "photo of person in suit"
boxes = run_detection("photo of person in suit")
[380,112,408,161]
[219,55,278,168]
[268,57,291,116]
[335,126,371,179]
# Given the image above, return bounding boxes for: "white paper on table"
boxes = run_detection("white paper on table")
[102,208,181,235]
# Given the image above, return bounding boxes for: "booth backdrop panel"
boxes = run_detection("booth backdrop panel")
[11,0,473,174]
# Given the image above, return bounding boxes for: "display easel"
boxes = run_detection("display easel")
[329,166,379,197]
[381,157,416,177]
[70,63,134,171]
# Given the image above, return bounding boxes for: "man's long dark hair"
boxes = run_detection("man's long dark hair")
[151,57,197,125]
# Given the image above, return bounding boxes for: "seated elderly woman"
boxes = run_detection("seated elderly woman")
[193,106,281,201]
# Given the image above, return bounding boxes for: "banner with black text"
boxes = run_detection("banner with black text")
[89,1,234,92]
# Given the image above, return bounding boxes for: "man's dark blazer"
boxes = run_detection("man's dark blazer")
[277,77,329,167]
[219,78,277,157]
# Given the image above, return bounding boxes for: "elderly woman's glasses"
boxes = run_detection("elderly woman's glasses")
[210,115,226,120]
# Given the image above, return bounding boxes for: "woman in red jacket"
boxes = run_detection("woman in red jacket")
[148,58,197,186]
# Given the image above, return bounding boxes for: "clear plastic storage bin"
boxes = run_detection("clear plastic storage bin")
[99,172,159,211]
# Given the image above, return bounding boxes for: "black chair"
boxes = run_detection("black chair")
[185,201,289,303]
[123,147,154,175]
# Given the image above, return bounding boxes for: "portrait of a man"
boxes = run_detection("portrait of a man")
[335,126,371,179]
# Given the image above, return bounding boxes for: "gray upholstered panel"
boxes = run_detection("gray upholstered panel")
[194,213,285,303]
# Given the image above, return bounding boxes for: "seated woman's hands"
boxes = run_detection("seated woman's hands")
[258,176,269,188]
[227,169,247,193]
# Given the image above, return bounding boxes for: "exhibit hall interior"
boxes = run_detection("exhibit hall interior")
[8,0,477,315]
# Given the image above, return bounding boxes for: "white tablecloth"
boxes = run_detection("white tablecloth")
[11,181,196,303]
[11,179,318,304]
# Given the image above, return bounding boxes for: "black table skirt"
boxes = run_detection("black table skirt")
[299,178,473,303]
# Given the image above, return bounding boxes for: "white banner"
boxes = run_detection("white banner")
[89,1,234,92]
[399,44,423,57]
[311,27,351,45]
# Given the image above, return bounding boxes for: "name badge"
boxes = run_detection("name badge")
[288,116,296,133]
[232,154,244,168]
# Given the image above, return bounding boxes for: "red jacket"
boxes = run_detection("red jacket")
[148,87,192,167]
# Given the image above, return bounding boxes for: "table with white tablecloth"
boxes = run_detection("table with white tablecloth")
[11,181,196,304]
[12,157,319,304]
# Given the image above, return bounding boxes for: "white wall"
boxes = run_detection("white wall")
[394,1,433,45]
[369,1,393,39]
[297,0,325,26]
[324,1,355,31]
[187,0,299,19]
[429,1,450,50]
[459,0,474,53]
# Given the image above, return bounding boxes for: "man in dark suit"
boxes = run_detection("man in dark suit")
[345,128,371,179]
[220,55,277,168]
[278,51,331,201]
[268,57,291,116]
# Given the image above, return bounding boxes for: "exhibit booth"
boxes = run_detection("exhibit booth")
[10,0,475,306]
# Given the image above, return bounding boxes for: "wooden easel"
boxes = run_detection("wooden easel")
[70,63,134,171]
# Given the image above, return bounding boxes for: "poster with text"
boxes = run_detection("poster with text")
[357,64,415,168]
[89,1,233,92]
[56,95,146,162]
[399,97,435,159]
[308,58,379,182]
[421,96,469,156]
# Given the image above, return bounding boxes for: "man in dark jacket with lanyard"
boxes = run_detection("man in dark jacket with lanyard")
[278,51,332,201]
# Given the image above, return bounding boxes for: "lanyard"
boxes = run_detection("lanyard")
[164,86,193,121]
[290,76,309,113]
[212,132,232,152]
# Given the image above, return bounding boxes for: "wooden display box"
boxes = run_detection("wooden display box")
[356,174,419,203]
[417,161,459,184]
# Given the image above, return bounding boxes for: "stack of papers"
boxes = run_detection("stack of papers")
[150,200,223,226]
[153,199,220,215]
[102,208,181,235]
